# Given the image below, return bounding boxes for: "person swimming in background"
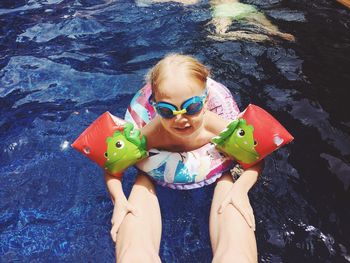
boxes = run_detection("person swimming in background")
[105,54,263,262]
[136,0,295,42]
[208,0,295,42]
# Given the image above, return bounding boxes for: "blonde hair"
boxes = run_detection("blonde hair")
[147,54,210,95]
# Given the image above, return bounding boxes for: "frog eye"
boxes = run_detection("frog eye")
[115,140,124,149]
[236,129,245,137]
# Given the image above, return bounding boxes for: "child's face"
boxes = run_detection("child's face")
[154,75,206,138]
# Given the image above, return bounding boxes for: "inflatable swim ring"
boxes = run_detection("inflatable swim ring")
[125,78,240,190]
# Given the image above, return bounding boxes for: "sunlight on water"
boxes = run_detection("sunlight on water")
[0,0,349,262]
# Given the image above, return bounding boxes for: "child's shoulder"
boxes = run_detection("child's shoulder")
[140,117,164,150]
[205,111,230,136]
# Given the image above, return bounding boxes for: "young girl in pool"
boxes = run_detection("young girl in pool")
[105,54,262,262]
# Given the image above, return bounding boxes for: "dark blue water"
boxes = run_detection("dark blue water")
[1,0,349,262]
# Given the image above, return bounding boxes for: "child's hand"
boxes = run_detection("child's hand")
[110,199,138,242]
[218,183,256,231]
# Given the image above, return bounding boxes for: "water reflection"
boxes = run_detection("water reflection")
[0,0,349,262]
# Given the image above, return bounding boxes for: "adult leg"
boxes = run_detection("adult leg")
[246,13,295,41]
[207,16,270,42]
[210,172,257,263]
[212,17,233,35]
[116,174,162,263]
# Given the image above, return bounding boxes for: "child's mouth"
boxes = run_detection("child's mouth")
[174,125,191,132]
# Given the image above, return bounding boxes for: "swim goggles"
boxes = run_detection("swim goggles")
[149,89,208,119]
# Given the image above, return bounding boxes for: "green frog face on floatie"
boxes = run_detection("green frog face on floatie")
[104,123,147,174]
[212,119,259,164]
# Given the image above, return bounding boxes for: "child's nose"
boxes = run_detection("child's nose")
[174,114,188,123]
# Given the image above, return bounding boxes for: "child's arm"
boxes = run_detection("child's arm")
[205,110,230,136]
[105,173,138,242]
[232,162,262,193]
[139,116,165,150]
[105,173,127,204]
[218,162,263,230]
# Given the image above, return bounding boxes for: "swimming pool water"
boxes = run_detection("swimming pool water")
[1,0,350,262]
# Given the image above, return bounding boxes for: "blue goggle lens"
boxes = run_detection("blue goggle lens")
[156,106,175,118]
[184,101,203,115]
